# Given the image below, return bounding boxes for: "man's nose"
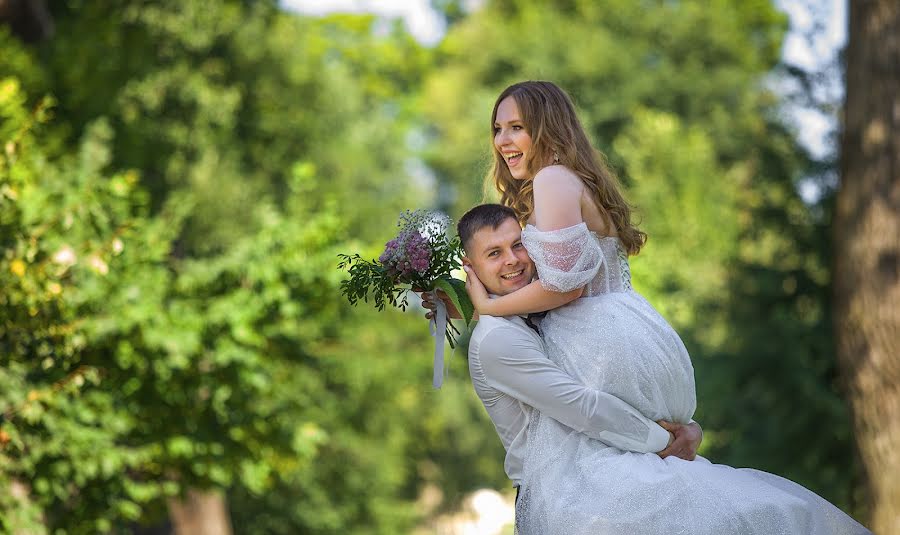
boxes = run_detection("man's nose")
[501,249,517,264]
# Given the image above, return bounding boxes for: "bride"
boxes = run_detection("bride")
[463,80,871,534]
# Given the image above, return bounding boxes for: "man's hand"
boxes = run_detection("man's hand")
[656,420,702,461]
[419,289,462,321]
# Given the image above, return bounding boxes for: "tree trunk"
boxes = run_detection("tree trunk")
[835,1,900,533]
[9,478,45,535]
[167,489,233,535]
[0,0,53,42]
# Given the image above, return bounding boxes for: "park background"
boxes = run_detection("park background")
[1,0,896,533]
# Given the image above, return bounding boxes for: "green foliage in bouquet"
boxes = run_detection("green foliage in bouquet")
[338,210,474,346]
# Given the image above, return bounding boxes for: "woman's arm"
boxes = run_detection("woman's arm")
[531,165,585,231]
[465,269,582,316]
[466,167,587,317]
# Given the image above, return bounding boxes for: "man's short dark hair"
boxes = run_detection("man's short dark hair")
[457,204,518,253]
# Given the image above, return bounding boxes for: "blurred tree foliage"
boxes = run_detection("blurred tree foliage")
[39,0,434,254]
[0,0,864,532]
[2,2,493,533]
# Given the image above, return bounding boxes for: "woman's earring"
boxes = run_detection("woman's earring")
[553,151,560,164]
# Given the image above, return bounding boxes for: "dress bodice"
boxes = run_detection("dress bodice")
[520,223,632,297]
[585,234,633,296]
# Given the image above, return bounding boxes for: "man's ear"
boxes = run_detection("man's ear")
[461,256,472,269]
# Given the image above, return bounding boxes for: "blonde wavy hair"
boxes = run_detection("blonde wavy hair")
[488,81,647,255]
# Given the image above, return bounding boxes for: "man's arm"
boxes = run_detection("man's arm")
[476,325,672,454]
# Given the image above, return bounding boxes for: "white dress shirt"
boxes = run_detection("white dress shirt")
[468,314,671,486]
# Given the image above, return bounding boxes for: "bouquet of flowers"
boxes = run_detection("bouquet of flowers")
[338,210,474,387]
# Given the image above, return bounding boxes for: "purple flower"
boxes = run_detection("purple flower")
[379,229,431,279]
[378,239,399,264]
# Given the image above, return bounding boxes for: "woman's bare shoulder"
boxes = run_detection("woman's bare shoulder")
[533,165,583,196]
[532,166,584,227]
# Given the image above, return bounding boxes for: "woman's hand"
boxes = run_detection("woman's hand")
[463,266,492,315]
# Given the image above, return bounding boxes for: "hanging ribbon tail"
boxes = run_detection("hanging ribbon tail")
[429,292,449,389]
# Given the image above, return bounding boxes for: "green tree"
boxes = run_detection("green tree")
[40,1,431,253]
[3,2,507,532]
[0,76,163,533]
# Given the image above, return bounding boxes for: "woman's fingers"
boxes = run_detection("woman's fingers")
[464,266,483,291]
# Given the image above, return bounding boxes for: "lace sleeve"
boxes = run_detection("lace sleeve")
[521,223,602,292]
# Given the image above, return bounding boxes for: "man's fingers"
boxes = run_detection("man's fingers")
[657,420,680,432]
[663,447,687,461]
[659,433,696,462]
[659,437,696,461]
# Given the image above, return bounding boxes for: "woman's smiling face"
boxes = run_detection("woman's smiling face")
[493,96,533,181]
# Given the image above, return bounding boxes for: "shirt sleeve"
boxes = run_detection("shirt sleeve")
[477,325,670,453]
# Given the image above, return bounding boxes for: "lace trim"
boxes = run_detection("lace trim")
[616,241,633,291]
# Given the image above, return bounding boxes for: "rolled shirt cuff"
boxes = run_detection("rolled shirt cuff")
[648,423,671,453]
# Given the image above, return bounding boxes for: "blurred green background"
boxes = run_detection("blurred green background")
[0,0,862,533]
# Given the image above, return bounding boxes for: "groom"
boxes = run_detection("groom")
[424,204,702,493]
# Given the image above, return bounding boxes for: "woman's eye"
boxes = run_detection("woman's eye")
[512,125,522,131]
[493,127,501,134]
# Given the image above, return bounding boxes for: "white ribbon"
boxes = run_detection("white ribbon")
[428,291,449,389]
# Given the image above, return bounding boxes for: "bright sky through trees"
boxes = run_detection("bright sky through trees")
[283,0,845,159]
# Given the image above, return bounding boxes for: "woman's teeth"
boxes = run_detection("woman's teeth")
[505,152,523,164]
[501,269,524,280]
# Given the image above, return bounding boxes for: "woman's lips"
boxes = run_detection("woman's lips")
[504,152,523,167]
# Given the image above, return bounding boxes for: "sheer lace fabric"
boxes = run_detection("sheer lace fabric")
[521,223,630,295]
[514,223,870,535]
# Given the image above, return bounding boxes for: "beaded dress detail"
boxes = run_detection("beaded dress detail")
[514,223,870,535]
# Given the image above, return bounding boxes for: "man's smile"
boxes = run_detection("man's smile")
[501,268,525,280]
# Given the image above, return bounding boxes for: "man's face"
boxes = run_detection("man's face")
[464,217,535,296]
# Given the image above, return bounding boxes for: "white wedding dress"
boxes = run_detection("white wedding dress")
[515,223,870,535]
